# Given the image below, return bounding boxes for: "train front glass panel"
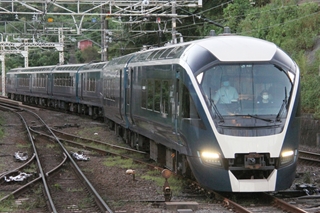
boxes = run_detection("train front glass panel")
[198,63,294,136]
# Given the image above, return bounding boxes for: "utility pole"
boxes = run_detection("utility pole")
[172,1,177,44]
[101,7,108,62]
[58,28,64,65]
[0,54,4,96]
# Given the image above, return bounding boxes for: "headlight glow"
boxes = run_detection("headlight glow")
[200,151,221,166]
[281,150,294,157]
[201,152,220,159]
[280,150,295,165]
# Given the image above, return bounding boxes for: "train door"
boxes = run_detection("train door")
[48,72,53,96]
[121,66,131,127]
[46,73,50,95]
[29,74,32,93]
[127,67,135,125]
[80,73,84,100]
[172,65,180,139]
[119,68,127,126]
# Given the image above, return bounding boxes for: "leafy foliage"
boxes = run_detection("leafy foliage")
[75,46,100,63]
[2,0,320,117]
[224,0,320,117]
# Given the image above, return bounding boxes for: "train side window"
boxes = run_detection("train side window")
[147,79,154,110]
[92,78,96,91]
[146,50,159,60]
[180,84,199,119]
[166,45,189,59]
[141,79,147,109]
[104,78,113,99]
[159,48,174,59]
[162,80,170,115]
[154,80,161,112]
[153,49,167,60]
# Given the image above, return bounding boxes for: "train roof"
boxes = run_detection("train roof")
[130,35,282,62]
[123,35,295,73]
[7,65,56,73]
[53,64,86,72]
[194,35,278,62]
[135,35,289,60]
[81,61,108,71]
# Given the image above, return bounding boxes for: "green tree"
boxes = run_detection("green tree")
[223,0,252,33]
[29,49,60,66]
[231,0,320,117]
[75,46,100,63]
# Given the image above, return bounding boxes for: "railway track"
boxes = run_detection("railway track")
[33,120,317,213]
[0,100,113,213]
[299,150,320,165]
[1,97,319,213]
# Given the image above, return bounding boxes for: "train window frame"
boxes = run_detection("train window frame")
[131,52,153,63]
[166,45,189,59]
[198,63,293,118]
[18,74,30,87]
[141,78,172,116]
[146,50,160,60]
[159,47,175,59]
[153,49,167,60]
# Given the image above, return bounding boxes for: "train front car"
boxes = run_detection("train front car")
[186,36,300,192]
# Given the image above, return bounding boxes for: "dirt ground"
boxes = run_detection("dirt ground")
[1,108,320,213]
[0,109,216,212]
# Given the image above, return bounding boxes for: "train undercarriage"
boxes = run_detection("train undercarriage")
[8,92,191,180]
[8,93,103,119]
[106,118,192,178]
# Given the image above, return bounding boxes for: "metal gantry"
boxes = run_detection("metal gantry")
[0,0,202,95]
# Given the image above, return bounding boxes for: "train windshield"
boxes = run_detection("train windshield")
[198,63,294,121]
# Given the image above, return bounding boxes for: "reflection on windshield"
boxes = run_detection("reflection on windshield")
[200,63,293,119]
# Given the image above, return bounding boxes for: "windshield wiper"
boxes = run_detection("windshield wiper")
[276,87,288,122]
[207,88,224,123]
[246,114,274,123]
[209,99,224,123]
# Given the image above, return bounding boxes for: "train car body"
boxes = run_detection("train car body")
[5,35,301,192]
[102,35,300,192]
[50,64,86,106]
[6,62,107,118]
[6,66,56,102]
[78,62,108,117]
[6,67,23,96]
[101,54,134,126]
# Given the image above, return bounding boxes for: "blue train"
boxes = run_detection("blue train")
[6,35,301,192]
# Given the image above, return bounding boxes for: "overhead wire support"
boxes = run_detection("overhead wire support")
[0,0,203,95]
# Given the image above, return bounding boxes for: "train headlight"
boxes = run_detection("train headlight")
[280,150,295,165]
[199,151,221,166]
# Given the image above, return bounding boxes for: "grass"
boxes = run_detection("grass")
[16,143,31,149]
[103,156,186,196]
[46,143,57,149]
[24,162,37,174]
[0,194,16,211]
[103,156,144,169]
[67,187,83,192]
[78,197,94,209]
[140,170,186,196]
[52,183,62,191]
[76,127,104,140]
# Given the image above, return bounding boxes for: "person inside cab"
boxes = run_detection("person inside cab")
[213,76,239,104]
[257,90,273,105]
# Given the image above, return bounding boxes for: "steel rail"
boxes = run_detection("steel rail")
[17,111,57,213]
[0,153,67,203]
[0,153,36,179]
[26,109,114,213]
